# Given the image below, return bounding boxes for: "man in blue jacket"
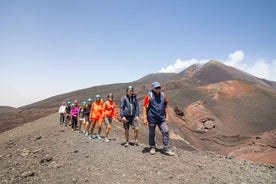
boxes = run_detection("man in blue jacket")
[120,86,140,147]
[143,82,175,156]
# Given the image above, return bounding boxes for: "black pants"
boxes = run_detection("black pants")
[59,113,65,122]
[71,116,78,129]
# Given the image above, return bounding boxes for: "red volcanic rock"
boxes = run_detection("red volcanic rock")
[228,130,276,165]
[184,101,216,133]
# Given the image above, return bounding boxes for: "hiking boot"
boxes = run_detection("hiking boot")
[97,135,101,140]
[124,142,129,147]
[164,150,176,156]
[89,134,92,140]
[150,147,156,155]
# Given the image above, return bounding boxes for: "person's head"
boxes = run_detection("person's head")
[82,101,86,107]
[126,86,134,96]
[87,98,92,104]
[95,94,101,102]
[107,93,113,101]
[151,82,161,94]
[74,100,78,106]
[62,101,65,105]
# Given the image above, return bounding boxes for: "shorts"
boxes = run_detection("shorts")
[123,116,139,130]
[104,117,113,125]
[65,114,71,121]
[84,115,91,123]
[79,118,85,121]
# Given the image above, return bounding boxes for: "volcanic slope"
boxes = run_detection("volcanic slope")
[0,60,275,165]
[0,113,275,184]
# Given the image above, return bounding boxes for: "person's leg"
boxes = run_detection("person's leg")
[85,121,89,135]
[158,121,170,151]
[148,123,156,148]
[125,129,129,143]
[62,113,65,123]
[71,117,75,130]
[105,117,111,140]
[90,120,96,136]
[134,128,139,144]
[79,119,83,132]
[97,119,102,136]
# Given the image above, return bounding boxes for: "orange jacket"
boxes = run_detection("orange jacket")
[103,100,116,118]
[89,101,103,120]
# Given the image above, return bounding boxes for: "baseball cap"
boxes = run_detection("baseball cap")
[152,82,161,88]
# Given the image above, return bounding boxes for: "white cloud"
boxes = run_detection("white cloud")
[158,58,208,73]
[224,51,276,81]
[224,50,244,67]
[159,50,276,81]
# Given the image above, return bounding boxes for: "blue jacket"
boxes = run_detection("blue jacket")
[147,90,167,123]
[120,94,139,117]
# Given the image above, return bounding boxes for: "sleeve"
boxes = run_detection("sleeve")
[113,103,117,118]
[164,95,168,106]
[119,97,125,117]
[102,102,107,116]
[89,104,94,120]
[143,95,149,107]
[135,99,139,116]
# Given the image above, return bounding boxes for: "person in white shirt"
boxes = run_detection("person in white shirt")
[58,102,66,124]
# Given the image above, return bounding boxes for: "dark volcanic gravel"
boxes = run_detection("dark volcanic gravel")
[0,113,275,184]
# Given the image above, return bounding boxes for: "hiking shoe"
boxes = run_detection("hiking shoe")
[124,142,129,147]
[97,135,101,140]
[105,138,110,143]
[85,132,89,136]
[150,147,156,155]
[164,150,176,156]
[89,134,92,140]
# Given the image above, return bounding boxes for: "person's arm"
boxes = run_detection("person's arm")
[89,104,94,121]
[164,96,169,123]
[143,95,149,125]
[120,97,126,122]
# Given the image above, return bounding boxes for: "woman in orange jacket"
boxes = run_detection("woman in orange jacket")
[89,95,104,140]
[102,93,116,143]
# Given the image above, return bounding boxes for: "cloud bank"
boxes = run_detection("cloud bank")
[159,50,276,81]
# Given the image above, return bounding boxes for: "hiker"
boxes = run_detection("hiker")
[58,102,66,124]
[78,101,86,133]
[143,82,175,156]
[84,98,93,135]
[120,86,140,147]
[70,101,79,131]
[65,101,72,126]
[89,95,104,140]
[103,93,117,143]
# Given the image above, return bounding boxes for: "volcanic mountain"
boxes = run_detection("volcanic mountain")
[1,60,275,164]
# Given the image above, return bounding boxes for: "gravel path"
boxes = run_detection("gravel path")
[0,113,275,184]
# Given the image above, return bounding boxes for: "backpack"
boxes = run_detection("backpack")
[146,90,166,108]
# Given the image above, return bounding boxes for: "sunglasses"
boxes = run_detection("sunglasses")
[155,86,161,90]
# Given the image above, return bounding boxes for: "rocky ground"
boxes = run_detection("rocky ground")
[0,113,275,184]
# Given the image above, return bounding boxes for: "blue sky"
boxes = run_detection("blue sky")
[0,0,275,107]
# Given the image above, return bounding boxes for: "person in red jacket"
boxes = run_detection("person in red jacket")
[103,93,117,143]
[89,95,103,140]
